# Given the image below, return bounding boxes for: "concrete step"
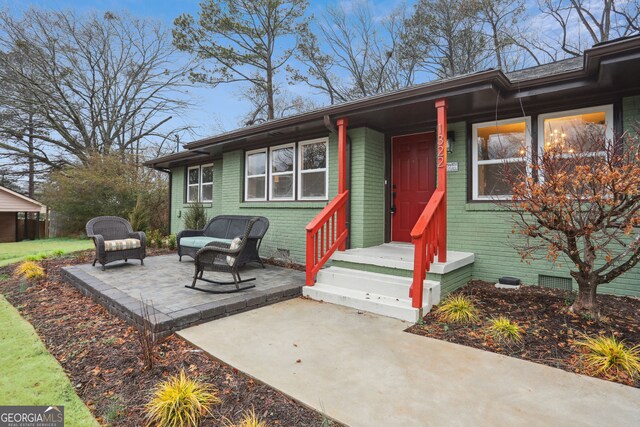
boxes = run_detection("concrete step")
[303,283,431,323]
[330,244,474,276]
[316,266,440,302]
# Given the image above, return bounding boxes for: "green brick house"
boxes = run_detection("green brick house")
[147,36,640,322]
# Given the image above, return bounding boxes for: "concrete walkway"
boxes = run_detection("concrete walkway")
[179,298,640,427]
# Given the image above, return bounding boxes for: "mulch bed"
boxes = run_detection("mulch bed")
[407,280,640,388]
[0,251,334,426]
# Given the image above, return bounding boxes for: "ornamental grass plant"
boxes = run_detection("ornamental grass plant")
[435,294,479,324]
[145,370,219,427]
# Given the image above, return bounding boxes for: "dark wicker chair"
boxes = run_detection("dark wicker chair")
[186,217,261,293]
[177,215,269,267]
[86,216,146,271]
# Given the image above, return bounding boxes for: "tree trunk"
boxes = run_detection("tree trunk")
[266,62,275,120]
[571,276,599,318]
[28,112,35,198]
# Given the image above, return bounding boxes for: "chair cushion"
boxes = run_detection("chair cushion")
[227,237,242,267]
[104,238,141,252]
[180,236,233,249]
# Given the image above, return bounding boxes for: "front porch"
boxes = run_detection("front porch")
[303,244,474,322]
[304,98,461,321]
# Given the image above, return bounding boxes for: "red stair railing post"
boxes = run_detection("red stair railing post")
[411,235,426,308]
[306,228,314,285]
[435,98,448,263]
[337,117,348,251]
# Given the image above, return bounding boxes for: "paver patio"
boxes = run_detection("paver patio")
[61,255,303,333]
[179,298,640,427]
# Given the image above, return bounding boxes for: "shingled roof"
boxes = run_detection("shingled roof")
[505,56,584,82]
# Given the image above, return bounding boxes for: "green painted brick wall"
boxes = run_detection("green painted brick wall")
[349,127,385,248]
[446,96,640,296]
[169,128,384,263]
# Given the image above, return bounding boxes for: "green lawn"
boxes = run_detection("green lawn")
[0,296,98,425]
[0,238,93,267]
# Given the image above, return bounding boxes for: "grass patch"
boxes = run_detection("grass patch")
[0,296,97,425]
[0,238,92,267]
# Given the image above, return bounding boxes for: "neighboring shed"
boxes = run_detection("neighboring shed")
[0,186,48,242]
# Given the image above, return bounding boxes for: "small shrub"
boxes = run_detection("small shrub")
[147,229,163,249]
[24,252,46,261]
[145,370,219,427]
[168,235,177,250]
[486,316,524,343]
[435,294,479,324]
[576,335,640,381]
[224,408,267,427]
[183,203,208,230]
[51,249,65,257]
[14,261,45,280]
[0,273,10,282]
[129,199,150,232]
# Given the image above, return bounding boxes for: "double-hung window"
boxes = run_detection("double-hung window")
[472,117,531,200]
[244,138,328,202]
[538,105,613,160]
[200,164,214,202]
[245,149,268,201]
[298,138,328,200]
[187,164,214,203]
[187,166,200,203]
[269,143,295,200]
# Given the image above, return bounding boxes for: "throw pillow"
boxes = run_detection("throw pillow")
[226,237,242,267]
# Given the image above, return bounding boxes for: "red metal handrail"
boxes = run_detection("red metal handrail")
[409,189,446,308]
[305,191,349,285]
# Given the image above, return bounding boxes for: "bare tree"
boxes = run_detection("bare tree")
[173,0,308,122]
[0,9,191,169]
[473,0,531,71]
[503,127,640,317]
[403,0,490,78]
[292,2,418,103]
[539,0,640,57]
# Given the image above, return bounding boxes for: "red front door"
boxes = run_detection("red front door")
[391,132,436,242]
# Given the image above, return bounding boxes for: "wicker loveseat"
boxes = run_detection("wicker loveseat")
[177,215,269,267]
[86,216,147,271]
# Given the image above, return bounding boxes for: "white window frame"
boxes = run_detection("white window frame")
[298,137,329,201]
[245,148,268,201]
[187,165,200,203]
[269,143,296,201]
[200,163,214,203]
[472,116,532,201]
[537,104,614,162]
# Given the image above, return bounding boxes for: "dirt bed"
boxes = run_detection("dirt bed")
[407,280,640,388]
[0,251,335,426]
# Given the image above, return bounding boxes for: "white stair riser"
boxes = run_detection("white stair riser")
[303,287,424,323]
[331,248,475,275]
[316,268,440,302]
[316,271,411,299]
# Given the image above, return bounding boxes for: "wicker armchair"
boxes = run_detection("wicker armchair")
[86,216,146,271]
[186,217,260,293]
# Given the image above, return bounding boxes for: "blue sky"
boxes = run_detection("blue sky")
[1,0,408,142]
[1,0,580,145]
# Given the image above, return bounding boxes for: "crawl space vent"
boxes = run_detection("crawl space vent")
[538,275,572,291]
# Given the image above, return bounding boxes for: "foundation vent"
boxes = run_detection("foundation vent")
[538,275,572,291]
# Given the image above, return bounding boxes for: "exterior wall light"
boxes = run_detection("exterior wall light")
[447,131,455,153]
